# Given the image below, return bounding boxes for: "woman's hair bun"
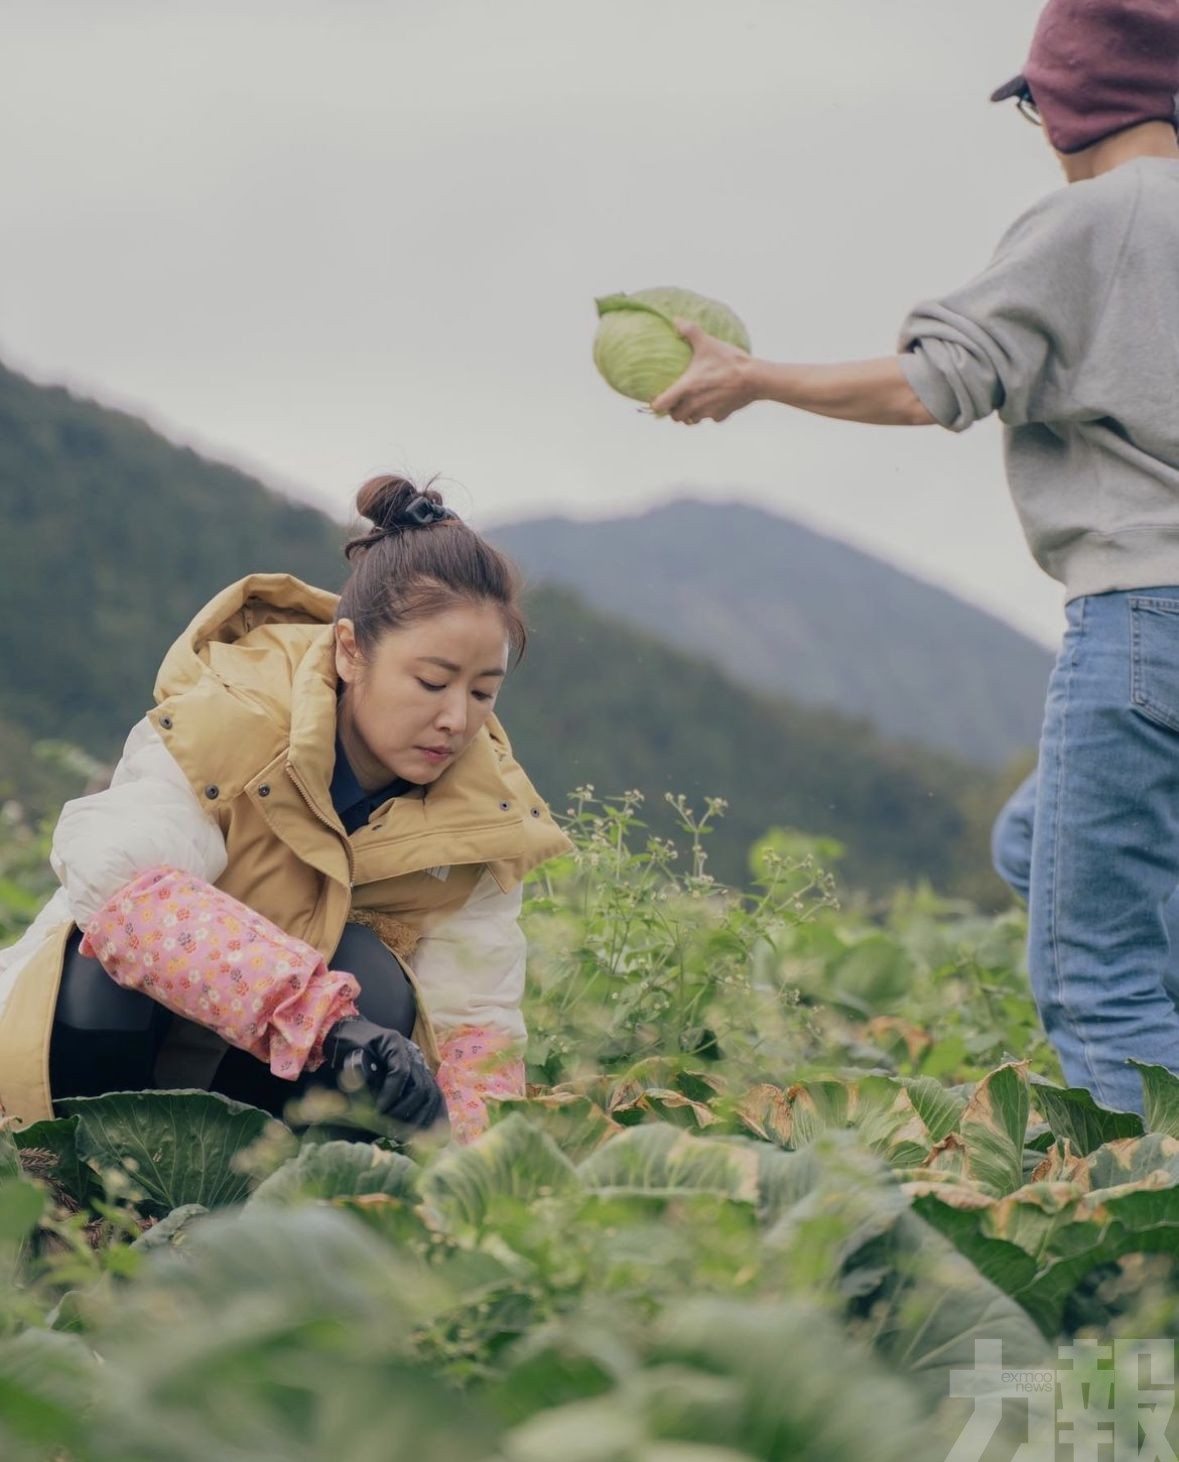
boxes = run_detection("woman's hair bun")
[345,473,454,561]
[356,473,447,533]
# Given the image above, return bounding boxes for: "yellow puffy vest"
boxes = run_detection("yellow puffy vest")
[0,574,570,1125]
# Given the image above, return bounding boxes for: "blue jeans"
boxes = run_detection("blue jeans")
[991,589,1179,1115]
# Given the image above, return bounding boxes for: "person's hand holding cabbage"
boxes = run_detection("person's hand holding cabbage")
[593,284,932,428]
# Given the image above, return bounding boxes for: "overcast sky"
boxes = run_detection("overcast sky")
[3,0,1071,646]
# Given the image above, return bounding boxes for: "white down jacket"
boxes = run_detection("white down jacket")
[0,717,530,1043]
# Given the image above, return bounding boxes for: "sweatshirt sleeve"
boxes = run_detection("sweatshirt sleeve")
[50,717,228,928]
[897,180,1132,433]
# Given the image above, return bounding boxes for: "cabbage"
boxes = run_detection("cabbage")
[592,286,752,404]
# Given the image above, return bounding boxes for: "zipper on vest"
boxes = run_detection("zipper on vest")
[285,762,356,885]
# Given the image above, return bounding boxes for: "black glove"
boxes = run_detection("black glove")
[322,1017,448,1131]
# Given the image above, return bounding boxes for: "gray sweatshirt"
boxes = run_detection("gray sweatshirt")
[899,157,1179,600]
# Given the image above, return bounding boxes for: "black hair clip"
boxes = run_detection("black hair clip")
[403,495,459,526]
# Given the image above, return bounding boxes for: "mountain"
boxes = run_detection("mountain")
[490,501,1054,767]
[499,586,1014,901]
[0,359,1016,898]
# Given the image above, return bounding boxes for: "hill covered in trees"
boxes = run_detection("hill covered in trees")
[492,501,1053,767]
[0,359,1020,897]
[501,586,1015,900]
[0,362,346,754]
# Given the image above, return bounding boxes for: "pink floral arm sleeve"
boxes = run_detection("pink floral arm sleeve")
[79,866,360,1080]
[435,1026,526,1145]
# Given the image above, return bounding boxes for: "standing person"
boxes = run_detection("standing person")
[650,0,1179,1116]
[0,475,570,1143]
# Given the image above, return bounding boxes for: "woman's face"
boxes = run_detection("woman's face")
[335,601,509,788]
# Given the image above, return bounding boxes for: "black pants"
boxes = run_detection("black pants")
[48,923,417,1118]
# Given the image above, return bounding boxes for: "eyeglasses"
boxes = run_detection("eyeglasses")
[1016,89,1042,126]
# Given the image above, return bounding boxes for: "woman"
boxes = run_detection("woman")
[0,475,570,1142]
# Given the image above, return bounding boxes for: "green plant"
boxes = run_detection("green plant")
[3,792,1179,1458]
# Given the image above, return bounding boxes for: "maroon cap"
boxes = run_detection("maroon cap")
[991,0,1179,154]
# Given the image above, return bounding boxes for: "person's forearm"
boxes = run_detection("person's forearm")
[435,1025,525,1145]
[80,866,361,1078]
[746,356,936,427]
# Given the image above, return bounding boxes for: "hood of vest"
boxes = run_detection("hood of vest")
[145,574,569,891]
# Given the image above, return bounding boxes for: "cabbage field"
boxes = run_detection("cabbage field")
[3,790,1179,1460]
